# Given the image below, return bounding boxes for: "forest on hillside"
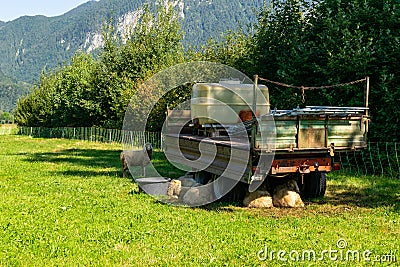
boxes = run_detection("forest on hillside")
[0,0,264,84]
[14,0,400,142]
[0,0,264,113]
[0,70,30,114]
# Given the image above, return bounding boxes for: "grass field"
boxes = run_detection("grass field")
[0,124,17,135]
[0,135,399,266]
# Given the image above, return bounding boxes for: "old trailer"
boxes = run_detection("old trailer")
[164,77,369,200]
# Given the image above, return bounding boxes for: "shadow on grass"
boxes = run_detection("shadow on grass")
[150,152,187,178]
[20,148,400,212]
[19,148,122,177]
[316,172,400,212]
[200,173,400,214]
[23,148,121,167]
[22,149,184,179]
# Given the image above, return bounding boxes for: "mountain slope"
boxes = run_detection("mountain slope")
[0,0,264,84]
[0,70,30,112]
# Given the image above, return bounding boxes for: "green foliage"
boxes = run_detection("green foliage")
[250,0,326,109]
[146,84,192,132]
[0,0,264,86]
[309,0,400,141]
[0,70,31,113]
[247,0,400,141]
[94,3,186,130]
[15,53,98,127]
[188,29,254,74]
[15,2,186,130]
[0,110,13,123]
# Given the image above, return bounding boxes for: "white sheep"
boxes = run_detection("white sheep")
[120,143,153,177]
[272,180,305,208]
[243,190,273,208]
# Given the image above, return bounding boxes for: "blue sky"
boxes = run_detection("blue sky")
[0,0,91,22]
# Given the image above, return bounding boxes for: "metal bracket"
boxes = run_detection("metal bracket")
[329,143,335,157]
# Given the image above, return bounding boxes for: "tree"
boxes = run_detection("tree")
[95,2,186,130]
[307,0,400,141]
[188,29,253,74]
[249,0,400,141]
[15,53,98,127]
[250,0,318,109]
[15,0,186,130]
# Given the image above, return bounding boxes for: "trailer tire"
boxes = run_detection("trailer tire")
[319,172,327,197]
[303,171,326,198]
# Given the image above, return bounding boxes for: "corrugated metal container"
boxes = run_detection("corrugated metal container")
[327,117,366,148]
[298,117,326,148]
[191,82,270,125]
[256,117,296,150]
[256,113,367,151]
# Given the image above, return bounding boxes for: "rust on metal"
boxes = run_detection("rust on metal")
[270,157,332,175]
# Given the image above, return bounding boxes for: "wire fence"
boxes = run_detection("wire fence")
[0,125,17,135]
[335,143,400,178]
[17,126,163,150]
[14,126,400,178]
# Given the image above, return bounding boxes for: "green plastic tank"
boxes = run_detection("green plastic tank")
[191,81,270,125]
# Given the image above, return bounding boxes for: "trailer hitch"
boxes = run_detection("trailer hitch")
[298,161,310,174]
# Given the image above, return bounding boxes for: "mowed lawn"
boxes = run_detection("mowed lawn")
[0,135,399,266]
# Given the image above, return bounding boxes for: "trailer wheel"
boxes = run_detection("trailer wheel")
[319,172,327,197]
[303,172,326,198]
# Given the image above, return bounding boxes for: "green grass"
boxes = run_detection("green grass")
[0,124,17,135]
[0,135,399,266]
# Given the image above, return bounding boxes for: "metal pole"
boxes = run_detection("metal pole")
[365,76,370,133]
[251,75,259,153]
[265,87,271,114]
[365,76,370,116]
[253,75,258,114]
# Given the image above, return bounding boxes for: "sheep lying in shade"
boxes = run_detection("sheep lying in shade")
[243,190,273,208]
[272,180,304,208]
[120,143,153,177]
[166,176,201,199]
[166,176,213,206]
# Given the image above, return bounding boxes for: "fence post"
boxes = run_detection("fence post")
[361,150,367,175]
[368,143,376,175]
[161,132,164,151]
[18,127,162,151]
[386,142,393,177]
[130,131,134,149]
